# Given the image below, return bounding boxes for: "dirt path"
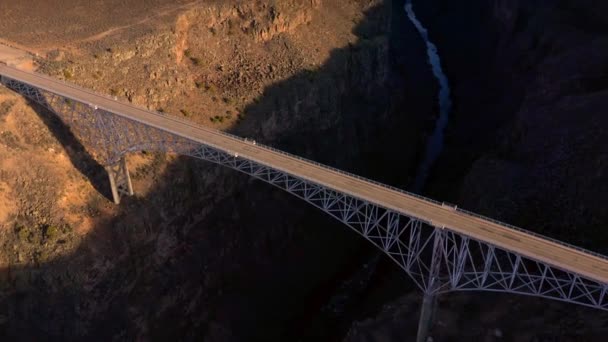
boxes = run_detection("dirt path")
[0,43,35,71]
[0,1,200,67]
[77,0,202,47]
[0,0,201,54]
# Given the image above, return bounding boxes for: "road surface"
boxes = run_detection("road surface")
[0,43,34,70]
[1,64,607,284]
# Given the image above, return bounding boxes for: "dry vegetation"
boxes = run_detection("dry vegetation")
[0,0,372,259]
[0,0,395,339]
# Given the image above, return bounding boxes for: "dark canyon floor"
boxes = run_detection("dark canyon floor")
[0,0,607,341]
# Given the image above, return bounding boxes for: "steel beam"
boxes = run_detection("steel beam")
[105,156,133,204]
[3,76,608,312]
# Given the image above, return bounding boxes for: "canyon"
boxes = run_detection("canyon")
[348,1,608,340]
[0,0,607,341]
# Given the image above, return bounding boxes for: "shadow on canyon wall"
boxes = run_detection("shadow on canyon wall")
[23,98,113,201]
[0,3,434,341]
[412,0,608,253]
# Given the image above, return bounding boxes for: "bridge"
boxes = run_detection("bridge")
[1,64,608,339]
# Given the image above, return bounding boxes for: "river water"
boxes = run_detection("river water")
[405,0,452,192]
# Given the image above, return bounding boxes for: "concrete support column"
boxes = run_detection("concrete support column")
[105,156,133,204]
[416,291,438,342]
[417,228,444,342]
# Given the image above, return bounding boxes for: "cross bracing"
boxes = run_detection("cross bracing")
[2,71,608,312]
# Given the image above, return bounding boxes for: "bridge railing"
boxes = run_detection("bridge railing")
[454,207,608,260]
[125,101,608,261]
[10,72,446,206]
[4,70,607,261]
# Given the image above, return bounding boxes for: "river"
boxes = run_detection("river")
[405,0,452,192]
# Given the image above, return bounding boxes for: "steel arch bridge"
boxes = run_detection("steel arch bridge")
[2,69,608,319]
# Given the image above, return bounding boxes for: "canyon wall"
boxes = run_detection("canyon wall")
[0,0,435,340]
[414,0,608,252]
[346,1,608,340]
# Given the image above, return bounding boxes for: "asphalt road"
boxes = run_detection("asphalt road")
[0,43,32,68]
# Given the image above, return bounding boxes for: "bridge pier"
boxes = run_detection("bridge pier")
[416,227,444,342]
[416,292,438,342]
[105,156,133,204]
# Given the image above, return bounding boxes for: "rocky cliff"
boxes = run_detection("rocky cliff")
[0,0,436,340]
[346,1,608,340]
[415,0,608,255]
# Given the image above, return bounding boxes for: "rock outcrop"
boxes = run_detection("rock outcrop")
[415,0,608,251]
[345,1,608,340]
[0,0,436,340]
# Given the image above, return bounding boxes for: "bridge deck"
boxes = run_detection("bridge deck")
[2,64,608,284]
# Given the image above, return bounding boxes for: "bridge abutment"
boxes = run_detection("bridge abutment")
[105,156,133,204]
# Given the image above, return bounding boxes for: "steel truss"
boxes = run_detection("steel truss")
[105,156,134,204]
[3,77,608,311]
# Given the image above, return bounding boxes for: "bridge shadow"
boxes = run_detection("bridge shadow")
[23,95,113,200]
[1,1,606,341]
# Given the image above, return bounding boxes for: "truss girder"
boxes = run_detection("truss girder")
[3,77,608,311]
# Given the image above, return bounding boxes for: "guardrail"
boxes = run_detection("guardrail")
[2,67,607,261]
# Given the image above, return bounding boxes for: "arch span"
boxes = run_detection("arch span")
[2,74,608,312]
